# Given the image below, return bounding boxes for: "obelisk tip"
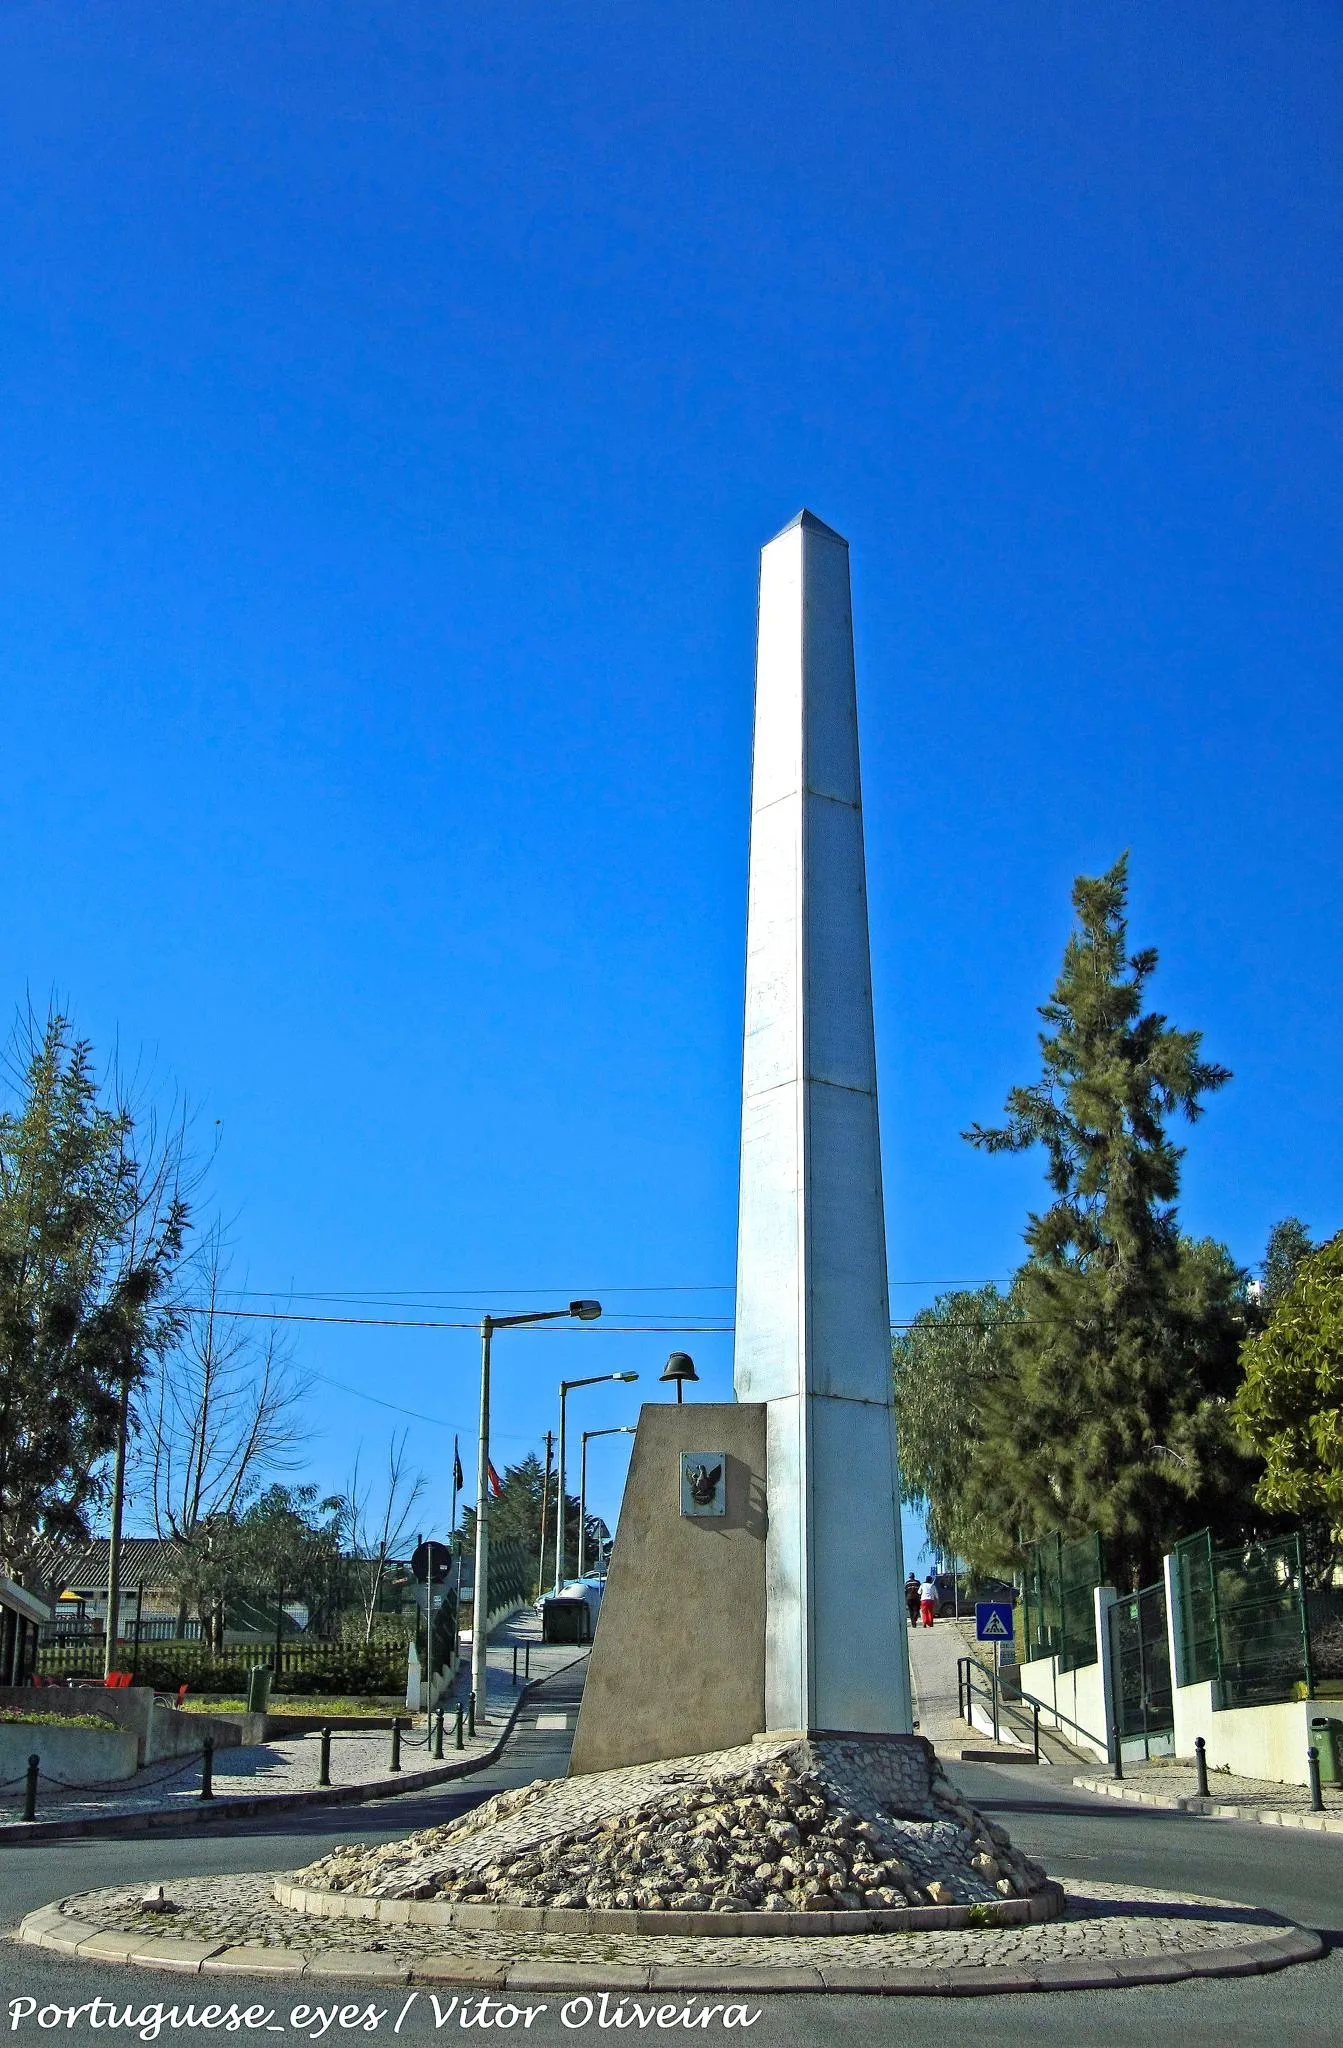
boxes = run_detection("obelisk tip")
[766,509,849,547]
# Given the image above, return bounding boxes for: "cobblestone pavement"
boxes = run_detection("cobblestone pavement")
[35,1870,1300,1973]
[0,1623,580,1826]
[1074,1759,1343,1814]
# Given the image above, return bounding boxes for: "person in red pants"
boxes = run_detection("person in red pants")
[919,1573,938,1627]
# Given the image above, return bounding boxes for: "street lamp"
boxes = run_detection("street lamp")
[555,1373,639,1593]
[578,1426,636,1577]
[473,1299,601,1722]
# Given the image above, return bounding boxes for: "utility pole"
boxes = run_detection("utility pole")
[536,1431,554,1600]
[103,1363,132,1679]
[471,1317,494,1728]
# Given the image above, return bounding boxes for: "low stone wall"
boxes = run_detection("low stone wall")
[0,1687,153,1765]
[0,1721,139,1787]
[146,1704,265,1761]
[273,1875,1065,1937]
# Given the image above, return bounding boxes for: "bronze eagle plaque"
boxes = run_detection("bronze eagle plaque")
[679,1451,726,1516]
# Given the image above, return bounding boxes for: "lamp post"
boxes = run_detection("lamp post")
[473,1299,601,1723]
[578,1427,636,1577]
[555,1374,639,1594]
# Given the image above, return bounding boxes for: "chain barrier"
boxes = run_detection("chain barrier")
[33,1747,210,1793]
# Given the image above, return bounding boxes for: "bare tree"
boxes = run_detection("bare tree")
[342,1431,426,1644]
[139,1221,311,1640]
[101,1062,202,1670]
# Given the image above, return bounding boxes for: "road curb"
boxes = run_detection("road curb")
[0,1658,585,1847]
[16,1900,1324,1992]
[1073,1775,1343,1831]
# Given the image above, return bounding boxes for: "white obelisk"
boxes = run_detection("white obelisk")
[734,511,912,1737]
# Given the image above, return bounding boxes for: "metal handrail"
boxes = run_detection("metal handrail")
[957,1654,1107,1761]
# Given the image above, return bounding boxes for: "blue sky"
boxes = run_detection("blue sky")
[2,4,1340,1564]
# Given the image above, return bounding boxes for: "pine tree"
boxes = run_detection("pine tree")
[964,855,1253,1587]
[1259,1218,1315,1312]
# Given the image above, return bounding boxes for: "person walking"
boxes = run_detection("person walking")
[905,1573,921,1628]
[919,1573,938,1628]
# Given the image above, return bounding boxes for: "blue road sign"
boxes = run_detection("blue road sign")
[976,1600,1014,1644]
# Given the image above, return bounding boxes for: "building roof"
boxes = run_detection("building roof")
[0,1575,52,1624]
[28,1536,182,1597]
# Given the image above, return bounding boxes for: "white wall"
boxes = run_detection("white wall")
[1019,1648,1111,1764]
[1170,1680,1322,1787]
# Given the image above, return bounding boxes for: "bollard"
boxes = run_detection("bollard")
[525,1644,531,1681]
[455,1703,465,1750]
[434,1710,445,1761]
[468,1691,476,1739]
[1113,1734,1124,1781]
[1032,1702,1041,1763]
[512,1646,518,1686]
[390,1718,402,1773]
[319,1725,332,1788]
[23,1754,38,1824]
[200,1737,214,1801]
[1308,1745,1324,1813]
[1194,1736,1209,1799]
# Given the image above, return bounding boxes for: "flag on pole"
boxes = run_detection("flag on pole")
[453,1440,464,1492]
[487,1460,503,1498]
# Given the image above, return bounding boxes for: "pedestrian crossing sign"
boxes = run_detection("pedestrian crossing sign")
[976,1600,1013,1643]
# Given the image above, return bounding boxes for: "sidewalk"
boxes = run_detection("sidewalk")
[1073,1756,1343,1832]
[907,1614,1037,1762]
[0,1611,581,1832]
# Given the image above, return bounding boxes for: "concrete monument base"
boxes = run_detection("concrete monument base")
[567,1402,767,1777]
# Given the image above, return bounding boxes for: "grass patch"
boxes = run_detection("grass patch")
[179,1694,405,1718]
[0,1709,120,1731]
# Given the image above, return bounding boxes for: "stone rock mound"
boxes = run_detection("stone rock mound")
[296,1736,1049,1917]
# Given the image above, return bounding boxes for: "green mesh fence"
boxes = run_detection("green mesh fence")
[1021,1531,1104,1672]
[1173,1530,1220,1686]
[1175,1529,1314,1708]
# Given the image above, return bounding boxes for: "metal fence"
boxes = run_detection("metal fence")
[35,1634,408,1693]
[1108,1580,1174,1755]
[1174,1529,1314,1708]
[1306,1586,1343,1684]
[1021,1531,1105,1672]
[457,1537,534,1616]
[40,1618,202,1645]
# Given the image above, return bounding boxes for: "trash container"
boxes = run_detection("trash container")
[541,1598,591,1646]
[1310,1717,1341,1786]
[246,1665,273,1715]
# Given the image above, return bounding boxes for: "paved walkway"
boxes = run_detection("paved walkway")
[1073,1758,1343,1830]
[0,1613,580,1828]
[907,1614,1041,1760]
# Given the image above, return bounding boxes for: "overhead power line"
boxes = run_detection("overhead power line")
[215,1279,1013,1308]
[179,1302,1080,1335]
[177,1305,733,1332]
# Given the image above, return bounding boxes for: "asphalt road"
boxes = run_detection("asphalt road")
[2,1674,1340,2048]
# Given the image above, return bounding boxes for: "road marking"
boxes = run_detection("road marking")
[534,1713,569,1729]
